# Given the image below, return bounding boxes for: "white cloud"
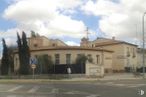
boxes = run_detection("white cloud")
[82,0,146,42]
[65,41,80,46]
[3,0,86,39]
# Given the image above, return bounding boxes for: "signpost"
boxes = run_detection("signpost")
[31,64,36,79]
[30,57,37,79]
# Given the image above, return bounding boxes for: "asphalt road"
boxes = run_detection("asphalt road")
[0,79,145,97]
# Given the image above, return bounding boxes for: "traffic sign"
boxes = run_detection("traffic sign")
[30,57,37,65]
[31,64,36,69]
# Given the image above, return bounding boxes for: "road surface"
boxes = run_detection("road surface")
[0,79,145,97]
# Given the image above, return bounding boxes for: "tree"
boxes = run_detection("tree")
[31,30,36,37]
[87,56,93,63]
[1,38,9,75]
[7,46,16,75]
[37,54,53,74]
[22,31,30,74]
[76,54,87,65]
[17,32,23,75]
[75,54,87,74]
[17,32,30,75]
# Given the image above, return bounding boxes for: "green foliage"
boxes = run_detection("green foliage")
[37,54,53,74]
[7,46,16,74]
[75,54,87,65]
[31,30,36,37]
[1,38,9,75]
[17,32,30,75]
[17,32,23,74]
[87,56,93,63]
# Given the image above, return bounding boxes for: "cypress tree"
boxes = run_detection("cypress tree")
[1,38,9,75]
[17,32,23,75]
[17,32,30,75]
[22,31,30,74]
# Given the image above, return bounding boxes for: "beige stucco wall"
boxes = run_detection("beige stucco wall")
[28,36,67,48]
[86,62,104,77]
[137,50,146,68]
[13,49,113,73]
[98,44,137,71]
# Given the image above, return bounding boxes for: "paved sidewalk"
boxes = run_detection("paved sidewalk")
[60,73,144,81]
[0,73,145,83]
[100,73,143,80]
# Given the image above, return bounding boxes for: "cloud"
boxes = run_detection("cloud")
[3,0,86,39]
[0,28,21,46]
[65,41,80,46]
[82,0,146,42]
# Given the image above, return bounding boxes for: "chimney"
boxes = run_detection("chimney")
[112,36,115,40]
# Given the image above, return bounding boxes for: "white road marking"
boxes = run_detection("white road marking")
[8,85,23,92]
[7,95,17,97]
[86,94,100,97]
[106,82,113,84]
[28,86,39,93]
[65,91,82,94]
[115,84,125,86]
[51,88,59,93]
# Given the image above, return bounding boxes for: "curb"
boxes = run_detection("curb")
[0,77,144,84]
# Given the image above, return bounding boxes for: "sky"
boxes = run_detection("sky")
[0,0,146,57]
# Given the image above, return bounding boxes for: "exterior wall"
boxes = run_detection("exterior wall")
[28,36,67,48]
[28,37,44,48]
[13,54,19,73]
[82,37,138,72]
[104,52,113,72]
[86,62,104,77]
[123,44,137,69]
[137,49,146,68]
[13,49,113,74]
[99,44,137,72]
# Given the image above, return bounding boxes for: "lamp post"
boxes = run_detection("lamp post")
[142,12,146,78]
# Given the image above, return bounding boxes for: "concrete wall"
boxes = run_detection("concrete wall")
[86,62,104,77]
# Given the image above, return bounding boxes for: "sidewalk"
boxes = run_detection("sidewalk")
[0,73,145,83]
[60,73,144,81]
[100,73,143,80]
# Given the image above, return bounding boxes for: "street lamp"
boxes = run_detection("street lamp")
[142,12,146,78]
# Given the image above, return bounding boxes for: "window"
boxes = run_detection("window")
[55,54,60,65]
[35,55,38,58]
[96,55,100,64]
[87,54,91,57]
[127,47,130,57]
[52,43,56,47]
[132,48,136,58]
[66,54,71,64]
[77,54,81,57]
[34,44,38,47]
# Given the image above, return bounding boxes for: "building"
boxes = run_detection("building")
[137,48,146,69]
[13,36,113,76]
[81,37,138,72]
[27,36,67,48]
[14,34,146,76]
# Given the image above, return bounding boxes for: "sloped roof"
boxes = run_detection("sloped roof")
[94,37,137,47]
[13,46,113,54]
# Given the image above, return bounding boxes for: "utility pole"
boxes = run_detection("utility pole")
[142,12,146,78]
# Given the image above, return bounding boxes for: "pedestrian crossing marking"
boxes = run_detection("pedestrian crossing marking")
[28,86,39,93]
[8,85,23,92]
[51,88,59,93]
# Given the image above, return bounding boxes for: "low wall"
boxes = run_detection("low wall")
[86,62,104,77]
